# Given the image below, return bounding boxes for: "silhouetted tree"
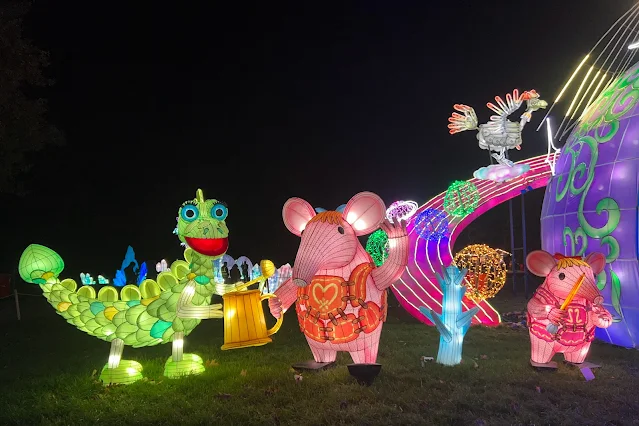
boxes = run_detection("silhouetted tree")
[0,1,63,194]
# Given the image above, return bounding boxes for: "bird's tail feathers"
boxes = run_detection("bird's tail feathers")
[447,104,479,134]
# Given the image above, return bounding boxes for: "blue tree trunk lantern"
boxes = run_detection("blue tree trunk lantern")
[419,266,479,366]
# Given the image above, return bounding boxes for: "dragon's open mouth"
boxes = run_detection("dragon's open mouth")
[185,237,229,257]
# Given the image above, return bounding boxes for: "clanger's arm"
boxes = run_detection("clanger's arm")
[589,296,613,329]
[274,278,297,313]
[176,282,224,319]
[527,286,558,319]
[371,219,409,290]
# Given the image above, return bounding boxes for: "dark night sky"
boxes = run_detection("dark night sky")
[0,0,634,279]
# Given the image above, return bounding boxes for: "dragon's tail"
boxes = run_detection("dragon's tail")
[18,243,66,285]
[18,244,181,347]
[447,104,478,134]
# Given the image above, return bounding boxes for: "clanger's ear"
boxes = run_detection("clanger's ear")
[526,250,557,277]
[282,197,316,236]
[585,252,606,275]
[342,192,386,236]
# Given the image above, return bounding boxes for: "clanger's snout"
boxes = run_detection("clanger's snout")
[291,248,322,288]
[293,278,307,287]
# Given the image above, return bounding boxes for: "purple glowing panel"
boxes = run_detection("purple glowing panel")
[541,61,639,348]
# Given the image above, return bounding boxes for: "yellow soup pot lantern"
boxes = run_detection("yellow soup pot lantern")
[221,260,284,350]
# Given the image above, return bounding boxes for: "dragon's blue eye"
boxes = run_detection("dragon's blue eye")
[181,205,199,222]
[211,203,228,220]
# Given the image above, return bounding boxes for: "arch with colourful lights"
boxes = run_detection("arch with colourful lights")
[392,155,552,326]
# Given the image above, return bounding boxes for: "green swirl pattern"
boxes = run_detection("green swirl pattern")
[556,65,639,320]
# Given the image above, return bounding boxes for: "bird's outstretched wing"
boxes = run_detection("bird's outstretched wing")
[483,89,524,135]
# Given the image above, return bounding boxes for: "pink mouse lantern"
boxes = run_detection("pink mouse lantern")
[526,250,612,368]
[269,192,409,381]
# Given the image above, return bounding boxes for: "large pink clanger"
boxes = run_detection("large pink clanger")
[269,192,409,365]
[526,250,612,367]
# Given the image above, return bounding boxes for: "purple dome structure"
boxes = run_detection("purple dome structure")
[541,62,639,348]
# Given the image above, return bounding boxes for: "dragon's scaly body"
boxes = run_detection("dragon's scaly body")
[31,248,217,347]
[19,189,237,384]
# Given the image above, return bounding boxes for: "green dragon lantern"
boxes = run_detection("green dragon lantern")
[18,189,270,385]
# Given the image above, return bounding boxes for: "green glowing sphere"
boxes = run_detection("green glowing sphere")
[365,229,389,266]
[443,180,479,217]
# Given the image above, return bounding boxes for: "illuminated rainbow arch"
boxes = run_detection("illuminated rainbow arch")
[391,155,552,326]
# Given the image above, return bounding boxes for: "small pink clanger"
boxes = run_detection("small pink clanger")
[269,192,409,377]
[447,89,547,166]
[526,251,612,369]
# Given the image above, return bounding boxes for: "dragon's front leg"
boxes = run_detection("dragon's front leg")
[99,338,144,385]
[164,331,205,378]
[164,282,220,378]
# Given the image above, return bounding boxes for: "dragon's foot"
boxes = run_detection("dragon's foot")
[164,353,205,379]
[99,360,144,385]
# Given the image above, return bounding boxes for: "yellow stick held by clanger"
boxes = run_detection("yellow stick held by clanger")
[547,273,586,334]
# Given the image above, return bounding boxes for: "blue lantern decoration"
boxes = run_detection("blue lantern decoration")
[212,258,225,284]
[112,246,147,287]
[414,208,449,241]
[136,262,147,284]
[419,266,479,366]
[80,273,96,285]
[251,263,261,280]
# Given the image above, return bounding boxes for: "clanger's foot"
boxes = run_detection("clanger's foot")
[530,359,558,369]
[164,353,205,379]
[99,360,144,385]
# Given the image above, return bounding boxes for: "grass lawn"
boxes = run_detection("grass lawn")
[1,291,639,426]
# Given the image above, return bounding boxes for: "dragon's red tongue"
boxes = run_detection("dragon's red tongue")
[185,237,228,257]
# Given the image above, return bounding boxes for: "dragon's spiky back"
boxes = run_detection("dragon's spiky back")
[18,244,214,347]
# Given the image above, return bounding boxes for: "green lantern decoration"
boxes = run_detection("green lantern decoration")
[443,180,480,218]
[18,244,65,284]
[16,189,261,386]
[366,229,389,266]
